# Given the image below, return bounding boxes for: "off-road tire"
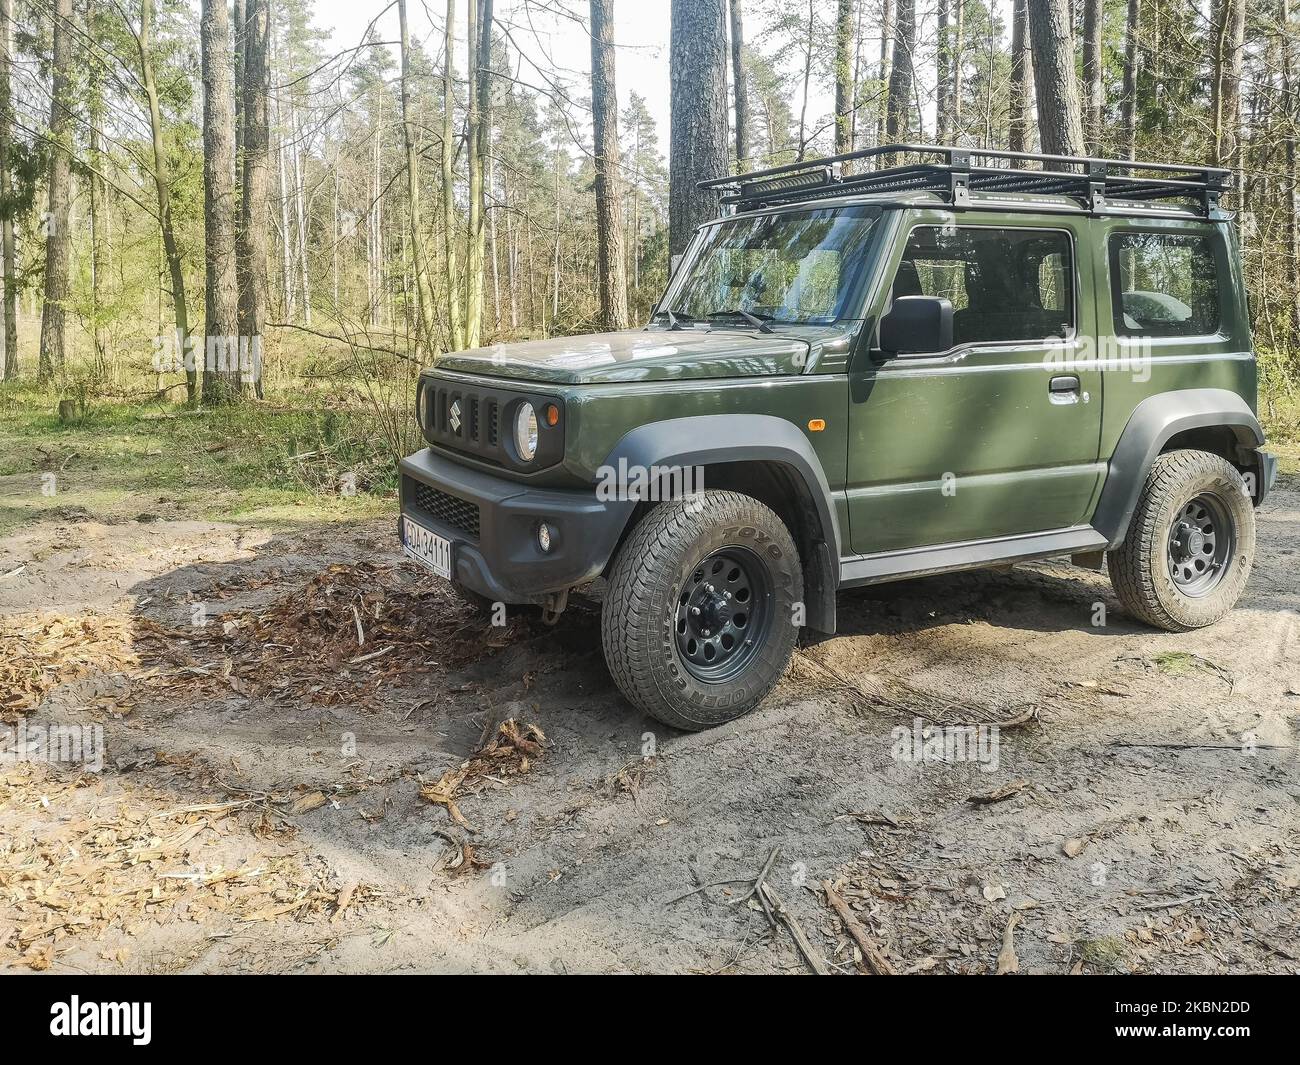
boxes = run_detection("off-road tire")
[1108,449,1255,631]
[601,491,803,730]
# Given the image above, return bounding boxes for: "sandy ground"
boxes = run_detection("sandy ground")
[1,485,1297,974]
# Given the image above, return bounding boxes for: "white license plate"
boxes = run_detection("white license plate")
[402,516,453,580]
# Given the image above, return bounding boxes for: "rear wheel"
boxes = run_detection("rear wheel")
[1108,449,1255,631]
[601,491,802,730]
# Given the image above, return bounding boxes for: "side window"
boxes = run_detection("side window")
[889,226,1074,349]
[1109,231,1222,337]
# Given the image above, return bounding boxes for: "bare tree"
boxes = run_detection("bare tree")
[590,0,628,330]
[1082,0,1103,154]
[729,0,747,168]
[0,0,16,378]
[1027,0,1085,156]
[834,0,854,154]
[442,0,464,348]
[669,0,728,259]
[238,0,269,397]
[38,0,74,385]
[131,0,196,402]
[202,0,241,403]
[399,0,436,356]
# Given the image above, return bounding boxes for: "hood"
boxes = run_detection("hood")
[432,327,815,385]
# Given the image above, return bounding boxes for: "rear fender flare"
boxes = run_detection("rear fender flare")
[1093,388,1265,548]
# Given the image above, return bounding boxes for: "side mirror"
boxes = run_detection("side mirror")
[878,295,954,356]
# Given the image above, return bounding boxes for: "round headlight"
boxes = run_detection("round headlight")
[514,402,538,461]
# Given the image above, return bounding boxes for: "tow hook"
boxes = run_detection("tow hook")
[541,588,569,626]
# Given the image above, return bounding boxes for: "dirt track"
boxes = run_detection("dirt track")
[2,486,1298,974]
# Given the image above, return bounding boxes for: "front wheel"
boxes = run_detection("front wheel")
[601,491,803,730]
[1108,449,1255,631]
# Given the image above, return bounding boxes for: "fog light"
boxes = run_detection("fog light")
[537,523,553,553]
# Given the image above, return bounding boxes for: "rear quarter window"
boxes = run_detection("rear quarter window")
[1109,231,1223,338]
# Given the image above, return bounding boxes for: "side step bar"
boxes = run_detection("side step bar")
[839,526,1108,588]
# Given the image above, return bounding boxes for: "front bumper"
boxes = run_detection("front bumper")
[398,448,634,604]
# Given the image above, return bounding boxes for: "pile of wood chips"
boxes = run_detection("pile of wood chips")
[137,561,524,709]
[1,614,138,722]
[0,760,345,972]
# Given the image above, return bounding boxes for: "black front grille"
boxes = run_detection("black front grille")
[422,380,504,462]
[412,481,480,540]
[417,375,563,470]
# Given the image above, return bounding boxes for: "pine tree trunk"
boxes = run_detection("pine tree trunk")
[465,0,486,349]
[1008,0,1030,153]
[237,0,269,398]
[1211,0,1245,167]
[935,0,950,144]
[834,0,854,155]
[1027,0,1085,157]
[669,0,728,258]
[39,0,74,385]
[884,0,915,149]
[729,0,747,168]
[951,0,964,138]
[1120,0,1140,161]
[201,0,242,403]
[0,10,12,380]
[1,0,18,378]
[877,0,893,148]
[590,0,629,330]
[1082,0,1103,154]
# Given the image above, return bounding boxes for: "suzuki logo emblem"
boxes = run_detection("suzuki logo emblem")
[449,400,462,432]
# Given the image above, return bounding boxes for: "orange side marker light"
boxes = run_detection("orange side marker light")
[807,418,826,432]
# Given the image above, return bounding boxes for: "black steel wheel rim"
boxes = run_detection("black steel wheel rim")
[1166,493,1234,598]
[674,547,773,682]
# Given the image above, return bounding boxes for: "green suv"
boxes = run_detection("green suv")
[399,145,1277,730]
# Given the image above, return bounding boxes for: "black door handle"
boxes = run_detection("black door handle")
[1049,374,1080,393]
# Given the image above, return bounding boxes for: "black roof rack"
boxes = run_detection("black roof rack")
[699,144,1231,220]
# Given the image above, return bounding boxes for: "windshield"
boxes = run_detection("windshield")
[663,205,879,326]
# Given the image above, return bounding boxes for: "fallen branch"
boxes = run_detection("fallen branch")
[728,846,781,907]
[822,880,896,975]
[760,883,828,975]
[967,779,1031,806]
[1136,892,1212,911]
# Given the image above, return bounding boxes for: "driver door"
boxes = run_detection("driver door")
[846,214,1105,557]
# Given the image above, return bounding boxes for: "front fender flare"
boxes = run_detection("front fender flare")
[602,414,842,631]
[1092,388,1265,548]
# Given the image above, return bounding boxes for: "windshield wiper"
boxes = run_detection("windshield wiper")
[655,306,688,330]
[706,308,775,334]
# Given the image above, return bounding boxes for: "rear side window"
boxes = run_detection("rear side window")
[1109,231,1222,337]
[890,226,1074,347]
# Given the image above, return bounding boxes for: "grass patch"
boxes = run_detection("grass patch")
[0,379,402,536]
[1078,936,1127,971]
